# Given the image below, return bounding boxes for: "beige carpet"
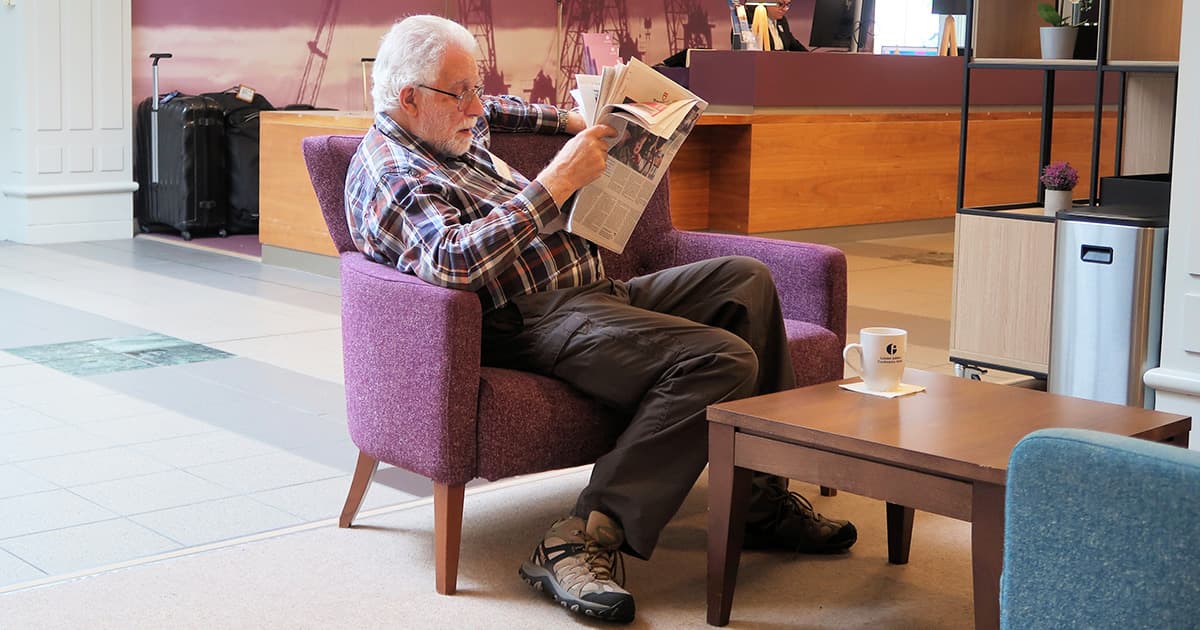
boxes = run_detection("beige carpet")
[0,467,973,629]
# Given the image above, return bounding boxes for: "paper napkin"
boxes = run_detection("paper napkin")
[838,381,926,398]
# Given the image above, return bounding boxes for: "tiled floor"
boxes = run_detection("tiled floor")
[0,237,425,588]
[0,226,1001,590]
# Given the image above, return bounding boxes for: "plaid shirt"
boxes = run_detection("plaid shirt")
[345,96,604,313]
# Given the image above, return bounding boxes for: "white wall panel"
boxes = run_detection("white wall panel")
[1148,0,1200,442]
[36,147,63,174]
[96,0,124,130]
[99,143,123,172]
[1183,294,1200,353]
[68,145,94,173]
[4,0,134,243]
[6,130,23,174]
[35,0,63,132]
[65,0,95,131]
[1193,219,1200,276]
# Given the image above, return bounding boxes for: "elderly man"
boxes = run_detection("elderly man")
[345,15,855,624]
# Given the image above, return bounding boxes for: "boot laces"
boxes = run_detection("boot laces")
[583,536,626,586]
[771,489,822,523]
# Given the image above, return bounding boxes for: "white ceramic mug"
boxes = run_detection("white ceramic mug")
[843,327,907,392]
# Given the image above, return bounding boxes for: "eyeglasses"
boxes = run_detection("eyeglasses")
[418,83,485,111]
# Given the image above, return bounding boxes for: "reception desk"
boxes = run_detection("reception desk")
[260,52,1115,258]
[669,51,1115,232]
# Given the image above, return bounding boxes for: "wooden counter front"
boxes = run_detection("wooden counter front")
[672,109,1116,232]
[259,110,373,257]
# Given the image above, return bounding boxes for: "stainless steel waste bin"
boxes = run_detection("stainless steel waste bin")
[1048,206,1168,407]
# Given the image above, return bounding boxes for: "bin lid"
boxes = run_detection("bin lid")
[1056,204,1169,228]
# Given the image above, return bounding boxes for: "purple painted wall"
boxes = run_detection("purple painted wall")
[131,0,749,110]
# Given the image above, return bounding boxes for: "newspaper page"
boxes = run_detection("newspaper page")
[561,58,707,254]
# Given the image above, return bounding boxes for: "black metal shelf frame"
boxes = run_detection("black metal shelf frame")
[954,0,1179,213]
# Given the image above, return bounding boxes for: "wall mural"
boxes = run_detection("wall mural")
[131,0,763,112]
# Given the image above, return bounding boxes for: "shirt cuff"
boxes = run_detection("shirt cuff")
[516,179,563,229]
[529,103,562,134]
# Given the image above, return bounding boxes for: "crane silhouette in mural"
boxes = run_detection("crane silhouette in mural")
[557,0,643,107]
[664,0,715,54]
[459,0,510,97]
[296,0,341,105]
[446,1,712,108]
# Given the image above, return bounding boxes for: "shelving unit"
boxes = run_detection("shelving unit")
[948,0,1181,380]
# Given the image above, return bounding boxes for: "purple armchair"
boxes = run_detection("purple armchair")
[302,131,846,595]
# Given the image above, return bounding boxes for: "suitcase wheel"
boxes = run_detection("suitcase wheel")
[218,229,228,238]
[181,230,193,241]
[138,222,151,234]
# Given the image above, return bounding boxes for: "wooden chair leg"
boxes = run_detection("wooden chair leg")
[339,451,380,528]
[435,483,466,596]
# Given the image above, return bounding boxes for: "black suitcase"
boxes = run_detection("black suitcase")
[201,87,275,234]
[135,53,228,240]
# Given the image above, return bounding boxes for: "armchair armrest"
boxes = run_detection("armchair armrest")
[339,254,483,485]
[674,231,846,343]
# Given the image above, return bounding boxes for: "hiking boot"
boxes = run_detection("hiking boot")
[742,488,857,554]
[519,511,635,623]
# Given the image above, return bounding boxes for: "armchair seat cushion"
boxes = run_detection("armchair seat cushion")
[476,368,626,480]
[477,319,840,481]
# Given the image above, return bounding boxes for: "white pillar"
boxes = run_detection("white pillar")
[0,0,135,244]
[1145,0,1200,449]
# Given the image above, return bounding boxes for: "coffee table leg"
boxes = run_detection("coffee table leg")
[971,482,1005,630]
[707,423,752,626]
[886,503,914,564]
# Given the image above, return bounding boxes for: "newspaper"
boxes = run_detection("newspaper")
[555,57,707,254]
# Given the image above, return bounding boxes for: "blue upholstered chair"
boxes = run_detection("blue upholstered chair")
[1001,428,1200,629]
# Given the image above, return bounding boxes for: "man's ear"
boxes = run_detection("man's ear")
[398,85,420,116]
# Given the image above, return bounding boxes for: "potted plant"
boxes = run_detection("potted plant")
[1040,161,1078,216]
[1037,1,1088,60]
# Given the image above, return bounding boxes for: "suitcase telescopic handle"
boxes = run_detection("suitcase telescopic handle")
[149,53,173,111]
[149,53,172,184]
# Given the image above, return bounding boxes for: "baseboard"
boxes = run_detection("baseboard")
[261,244,339,278]
[753,217,956,245]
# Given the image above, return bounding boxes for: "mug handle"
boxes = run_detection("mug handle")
[843,343,864,377]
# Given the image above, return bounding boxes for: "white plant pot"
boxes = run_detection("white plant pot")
[1040,26,1079,60]
[1044,189,1074,217]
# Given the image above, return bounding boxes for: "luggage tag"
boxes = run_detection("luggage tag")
[235,85,257,103]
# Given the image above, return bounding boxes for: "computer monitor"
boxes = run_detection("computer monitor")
[931,0,968,15]
[809,0,855,49]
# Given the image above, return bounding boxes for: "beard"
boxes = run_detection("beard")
[418,107,477,158]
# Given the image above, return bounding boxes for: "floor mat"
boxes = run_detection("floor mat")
[5,333,232,377]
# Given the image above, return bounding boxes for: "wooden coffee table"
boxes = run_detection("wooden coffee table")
[705,368,1190,629]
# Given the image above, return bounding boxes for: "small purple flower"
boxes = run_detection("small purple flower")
[1040,161,1079,191]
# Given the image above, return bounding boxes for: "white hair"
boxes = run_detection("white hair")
[371,15,479,113]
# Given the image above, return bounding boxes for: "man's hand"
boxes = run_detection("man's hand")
[537,124,617,208]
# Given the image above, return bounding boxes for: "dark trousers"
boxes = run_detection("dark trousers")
[481,256,795,559]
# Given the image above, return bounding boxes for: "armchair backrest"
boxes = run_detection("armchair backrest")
[302,135,362,254]
[301,130,680,279]
[1002,428,1200,628]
